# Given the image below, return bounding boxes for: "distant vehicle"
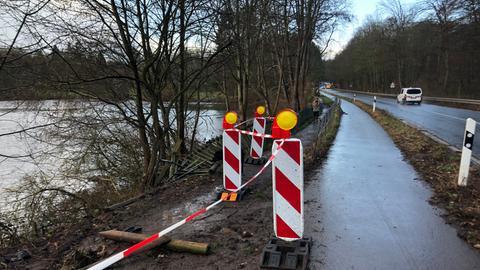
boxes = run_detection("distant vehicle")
[319,82,332,89]
[397,87,422,104]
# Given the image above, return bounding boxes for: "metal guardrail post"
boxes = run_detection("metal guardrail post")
[332,88,480,106]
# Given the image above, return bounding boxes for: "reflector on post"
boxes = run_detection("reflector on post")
[223,111,238,129]
[255,105,266,117]
[272,109,298,139]
[458,118,476,186]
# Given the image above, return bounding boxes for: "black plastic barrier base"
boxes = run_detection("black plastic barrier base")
[216,188,249,202]
[245,156,268,165]
[260,237,311,270]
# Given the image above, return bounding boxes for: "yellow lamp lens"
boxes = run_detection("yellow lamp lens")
[256,105,266,115]
[276,109,298,131]
[225,111,238,124]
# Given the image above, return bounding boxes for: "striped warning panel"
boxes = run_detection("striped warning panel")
[272,139,303,241]
[250,117,266,159]
[223,129,242,191]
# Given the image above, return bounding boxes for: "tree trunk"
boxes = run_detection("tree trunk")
[176,0,186,153]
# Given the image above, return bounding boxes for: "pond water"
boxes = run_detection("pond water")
[0,100,225,206]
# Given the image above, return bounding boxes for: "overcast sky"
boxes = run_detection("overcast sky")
[1,0,420,59]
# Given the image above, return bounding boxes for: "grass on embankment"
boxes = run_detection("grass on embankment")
[319,95,334,107]
[349,98,480,249]
[304,101,342,171]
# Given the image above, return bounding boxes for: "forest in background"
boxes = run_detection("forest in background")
[0,41,325,103]
[325,0,480,98]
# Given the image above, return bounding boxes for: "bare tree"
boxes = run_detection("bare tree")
[423,0,462,91]
[380,0,419,88]
[15,0,228,190]
[0,0,50,72]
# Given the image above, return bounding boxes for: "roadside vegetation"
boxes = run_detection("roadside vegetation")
[325,0,480,99]
[352,98,480,249]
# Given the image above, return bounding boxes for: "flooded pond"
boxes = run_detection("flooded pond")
[0,100,225,206]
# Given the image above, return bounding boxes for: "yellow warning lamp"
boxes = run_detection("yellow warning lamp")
[255,105,266,117]
[276,109,298,130]
[272,109,298,138]
[223,111,238,129]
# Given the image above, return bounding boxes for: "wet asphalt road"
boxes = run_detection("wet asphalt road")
[325,89,480,159]
[305,100,480,269]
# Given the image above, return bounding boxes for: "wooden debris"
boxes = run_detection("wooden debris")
[99,230,170,255]
[209,160,222,174]
[99,230,210,255]
[165,239,210,255]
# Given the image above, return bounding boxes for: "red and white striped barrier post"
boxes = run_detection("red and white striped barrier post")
[222,111,242,191]
[271,109,304,241]
[458,118,476,186]
[250,106,267,159]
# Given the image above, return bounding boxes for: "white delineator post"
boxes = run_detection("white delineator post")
[223,129,242,191]
[353,93,356,102]
[250,117,266,159]
[272,139,303,241]
[458,118,476,186]
[373,96,377,112]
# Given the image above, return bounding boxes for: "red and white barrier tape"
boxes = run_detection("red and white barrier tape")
[87,139,286,270]
[234,116,274,128]
[234,119,253,128]
[226,128,274,139]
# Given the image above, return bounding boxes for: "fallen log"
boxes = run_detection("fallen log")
[164,239,209,254]
[99,230,210,255]
[104,193,146,211]
[79,233,171,270]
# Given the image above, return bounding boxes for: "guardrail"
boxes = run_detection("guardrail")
[329,89,480,106]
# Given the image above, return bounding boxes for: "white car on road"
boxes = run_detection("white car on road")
[397,87,422,104]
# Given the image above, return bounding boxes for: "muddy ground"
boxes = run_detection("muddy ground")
[2,107,340,270]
